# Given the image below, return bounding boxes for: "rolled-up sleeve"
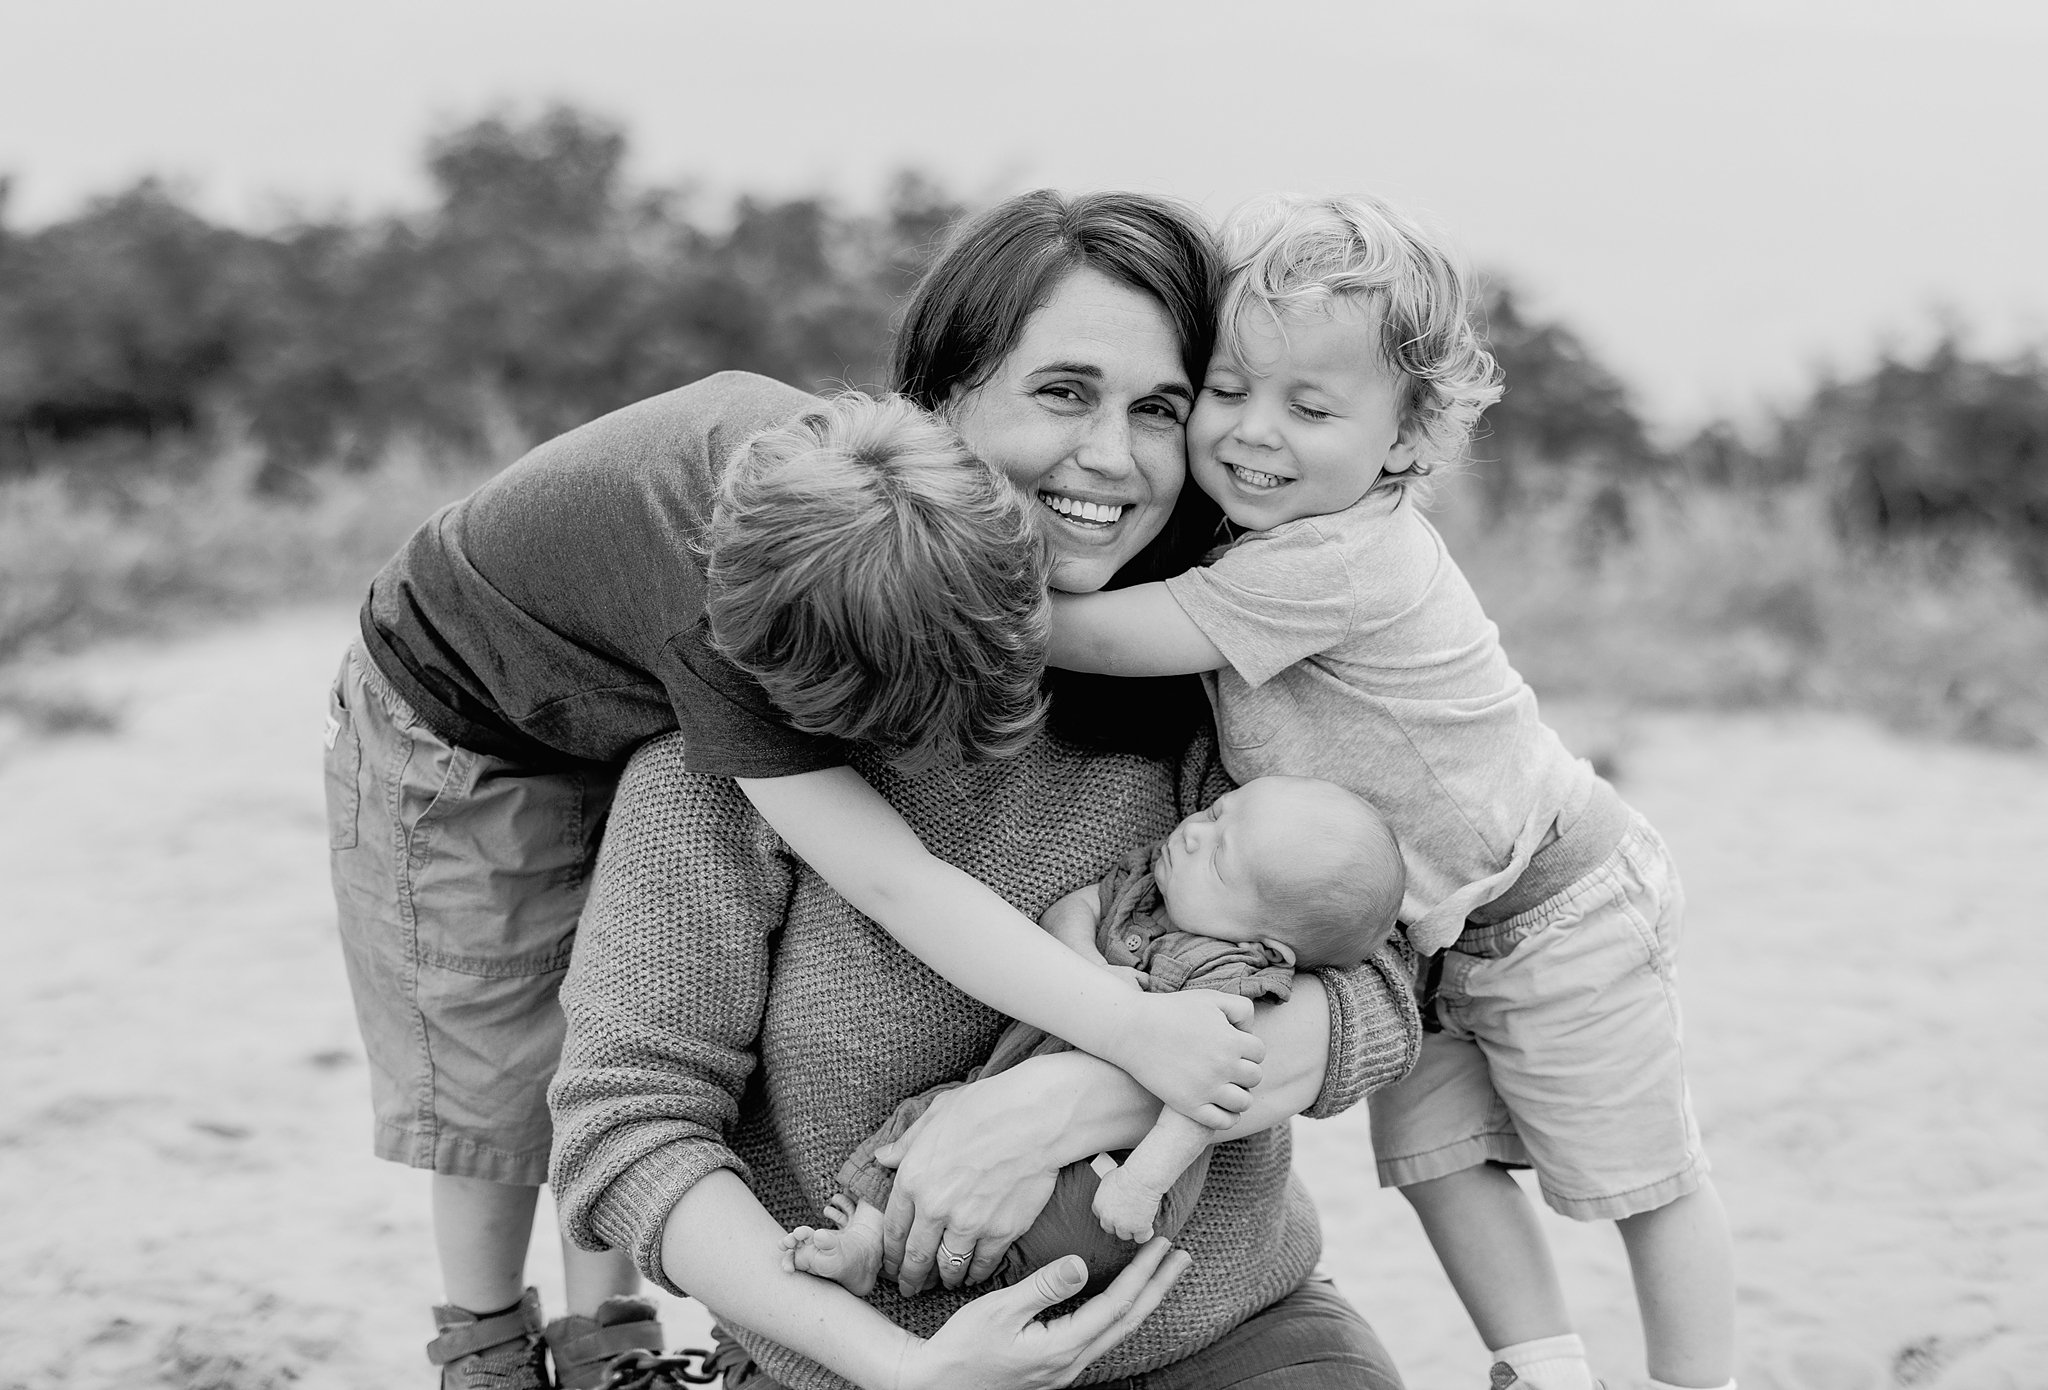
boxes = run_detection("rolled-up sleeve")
[548,733,797,1295]
[1304,941,1422,1120]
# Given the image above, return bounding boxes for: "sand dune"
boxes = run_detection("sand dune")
[2,609,2042,1389]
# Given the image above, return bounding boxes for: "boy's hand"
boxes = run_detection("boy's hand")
[1113,990,1262,1129]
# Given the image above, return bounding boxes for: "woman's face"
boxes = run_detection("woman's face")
[947,266,1192,593]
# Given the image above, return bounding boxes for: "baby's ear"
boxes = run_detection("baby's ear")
[1258,938,1298,967]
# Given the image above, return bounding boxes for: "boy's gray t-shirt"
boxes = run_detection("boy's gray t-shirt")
[1163,490,1593,952]
[360,370,847,776]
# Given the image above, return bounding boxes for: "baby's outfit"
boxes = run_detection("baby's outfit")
[832,843,1296,1292]
[1162,491,1706,1220]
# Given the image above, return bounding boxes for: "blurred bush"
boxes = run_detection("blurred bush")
[1,103,2042,748]
[0,443,491,666]
[0,106,963,479]
[1675,338,2048,591]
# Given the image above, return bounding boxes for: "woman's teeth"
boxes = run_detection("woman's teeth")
[1040,494,1126,526]
[1229,464,1287,490]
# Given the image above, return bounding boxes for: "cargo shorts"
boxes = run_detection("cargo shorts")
[323,640,618,1185]
[1367,813,1708,1221]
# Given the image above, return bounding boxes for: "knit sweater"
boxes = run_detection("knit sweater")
[550,729,1421,1389]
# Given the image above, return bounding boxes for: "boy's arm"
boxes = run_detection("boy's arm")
[1049,584,1228,677]
[738,767,1263,1128]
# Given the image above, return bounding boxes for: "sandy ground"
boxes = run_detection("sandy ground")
[1,606,2043,1390]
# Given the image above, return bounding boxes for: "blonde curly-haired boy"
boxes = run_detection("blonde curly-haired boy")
[1050,195,1736,1390]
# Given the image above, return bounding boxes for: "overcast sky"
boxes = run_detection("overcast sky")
[5,0,2045,435]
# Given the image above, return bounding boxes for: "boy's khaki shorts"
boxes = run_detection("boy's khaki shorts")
[1367,813,1708,1221]
[324,641,617,1185]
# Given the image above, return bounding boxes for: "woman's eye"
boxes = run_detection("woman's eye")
[1038,383,1087,406]
[1135,399,1186,427]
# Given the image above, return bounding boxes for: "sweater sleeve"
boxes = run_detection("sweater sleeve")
[1303,939,1423,1120]
[548,732,798,1295]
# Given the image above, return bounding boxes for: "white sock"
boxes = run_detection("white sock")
[1647,1381,1736,1390]
[1489,1334,1593,1390]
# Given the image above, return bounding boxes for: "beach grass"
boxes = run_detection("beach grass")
[5,446,2044,752]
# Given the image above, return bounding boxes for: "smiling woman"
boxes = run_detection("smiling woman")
[892,189,1220,594]
[548,189,1421,1390]
[940,267,1191,593]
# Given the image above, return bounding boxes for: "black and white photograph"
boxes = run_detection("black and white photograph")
[2,4,2043,1388]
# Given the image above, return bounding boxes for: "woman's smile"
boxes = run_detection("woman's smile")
[1037,492,1130,527]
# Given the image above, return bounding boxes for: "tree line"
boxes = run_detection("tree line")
[2,105,2041,581]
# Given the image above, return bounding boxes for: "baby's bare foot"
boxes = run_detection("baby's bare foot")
[783,1219,885,1296]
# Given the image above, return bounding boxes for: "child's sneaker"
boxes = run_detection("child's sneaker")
[427,1288,552,1390]
[543,1296,665,1390]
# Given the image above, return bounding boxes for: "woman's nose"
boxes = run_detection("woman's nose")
[1072,411,1137,478]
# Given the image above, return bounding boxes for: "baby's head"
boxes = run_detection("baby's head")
[1190,193,1504,530]
[1151,776,1404,968]
[705,391,1053,774]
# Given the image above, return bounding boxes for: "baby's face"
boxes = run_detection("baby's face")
[1152,781,1299,943]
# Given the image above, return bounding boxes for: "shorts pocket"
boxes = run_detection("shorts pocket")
[324,672,361,850]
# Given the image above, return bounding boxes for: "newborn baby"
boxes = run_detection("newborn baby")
[781,774,1405,1296]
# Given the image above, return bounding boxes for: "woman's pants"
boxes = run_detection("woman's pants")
[709,1274,1404,1390]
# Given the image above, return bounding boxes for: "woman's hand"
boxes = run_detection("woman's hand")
[873,1075,1069,1294]
[893,1244,1190,1390]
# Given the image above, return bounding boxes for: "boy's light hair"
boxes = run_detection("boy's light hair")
[1250,779,1406,968]
[1219,193,1505,490]
[704,392,1053,775]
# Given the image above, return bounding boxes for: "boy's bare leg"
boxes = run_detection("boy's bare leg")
[1401,1164,1573,1348]
[779,1199,888,1296]
[434,1173,540,1313]
[561,1240,642,1317]
[1617,1177,1735,1388]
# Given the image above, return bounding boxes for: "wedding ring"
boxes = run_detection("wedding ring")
[938,1243,970,1267]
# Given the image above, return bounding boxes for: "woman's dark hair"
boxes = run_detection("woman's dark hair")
[892,189,1227,760]
[892,188,1219,411]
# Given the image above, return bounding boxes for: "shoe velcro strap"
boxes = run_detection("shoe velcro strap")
[555,1319,665,1376]
[428,1305,543,1365]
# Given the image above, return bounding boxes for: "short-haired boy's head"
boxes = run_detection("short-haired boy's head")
[1217,193,1504,492]
[1243,777,1405,967]
[704,391,1053,774]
